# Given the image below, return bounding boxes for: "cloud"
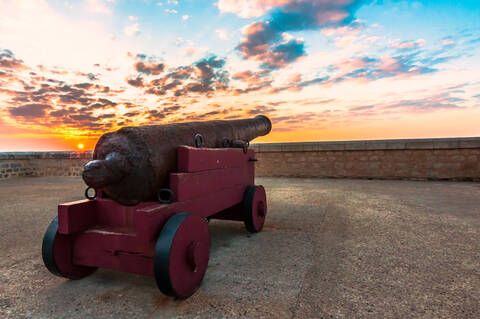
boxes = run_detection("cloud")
[325,54,436,84]
[216,29,228,40]
[86,0,112,15]
[349,105,374,112]
[236,0,367,69]
[231,69,273,94]
[126,77,144,87]
[217,0,290,18]
[124,23,140,37]
[344,88,468,120]
[391,39,425,51]
[182,48,195,56]
[260,39,306,69]
[176,104,251,122]
[0,49,131,133]
[246,104,276,115]
[257,40,462,93]
[134,61,165,75]
[266,74,330,94]
[9,103,51,118]
[237,21,308,69]
[442,37,455,46]
[0,49,27,70]
[134,55,229,97]
[268,111,329,131]
[88,98,117,109]
[321,20,365,36]
[165,9,178,14]
[288,73,301,83]
[181,56,228,94]
[380,92,465,113]
[0,48,285,137]
[182,47,211,56]
[147,105,183,119]
[232,69,270,85]
[182,15,190,21]
[297,75,330,88]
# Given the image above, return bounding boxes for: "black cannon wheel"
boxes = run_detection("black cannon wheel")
[243,185,267,233]
[154,212,210,298]
[41,217,97,279]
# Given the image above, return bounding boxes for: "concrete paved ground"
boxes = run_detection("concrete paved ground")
[0,177,478,319]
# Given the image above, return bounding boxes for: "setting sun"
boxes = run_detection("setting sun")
[77,143,84,150]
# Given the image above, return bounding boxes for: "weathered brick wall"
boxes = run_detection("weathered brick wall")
[250,138,480,181]
[1,137,479,181]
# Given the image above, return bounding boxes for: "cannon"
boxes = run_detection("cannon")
[82,115,271,205]
[41,116,271,298]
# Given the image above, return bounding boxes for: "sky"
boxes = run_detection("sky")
[0,0,479,151]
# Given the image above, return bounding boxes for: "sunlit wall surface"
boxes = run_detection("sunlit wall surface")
[0,0,479,151]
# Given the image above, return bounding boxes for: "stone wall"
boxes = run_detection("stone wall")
[250,137,480,181]
[0,152,92,179]
[1,137,479,181]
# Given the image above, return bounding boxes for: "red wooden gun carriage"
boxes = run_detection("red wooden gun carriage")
[41,146,267,298]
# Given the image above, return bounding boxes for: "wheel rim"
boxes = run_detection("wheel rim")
[154,213,210,298]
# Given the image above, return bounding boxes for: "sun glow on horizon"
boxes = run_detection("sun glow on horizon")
[77,143,84,150]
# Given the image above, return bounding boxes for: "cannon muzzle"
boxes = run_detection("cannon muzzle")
[83,152,131,188]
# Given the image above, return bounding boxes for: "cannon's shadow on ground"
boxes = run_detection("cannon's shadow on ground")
[208,220,250,253]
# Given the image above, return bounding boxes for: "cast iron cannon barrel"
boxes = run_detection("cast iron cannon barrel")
[82,115,271,205]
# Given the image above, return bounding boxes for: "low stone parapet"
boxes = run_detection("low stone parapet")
[1,137,479,181]
[250,137,480,181]
[0,151,92,179]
